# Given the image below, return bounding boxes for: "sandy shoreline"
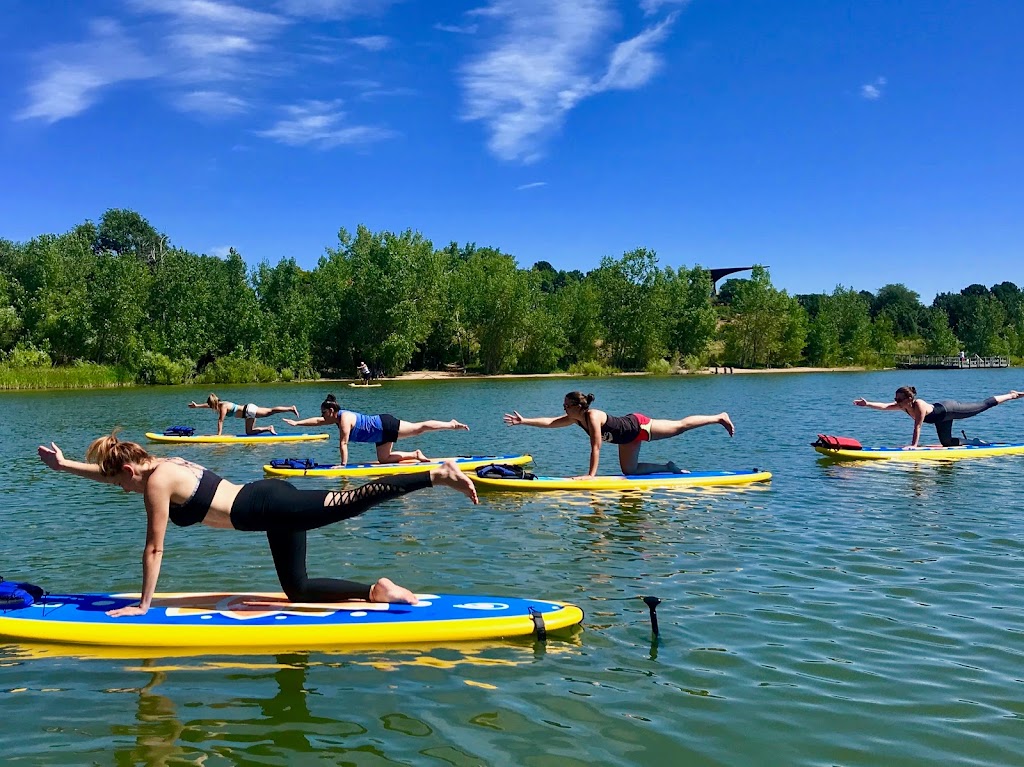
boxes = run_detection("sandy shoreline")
[341,366,871,383]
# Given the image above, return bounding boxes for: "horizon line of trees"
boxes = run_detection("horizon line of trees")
[0,209,1021,383]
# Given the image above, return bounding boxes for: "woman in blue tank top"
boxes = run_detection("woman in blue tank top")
[285,394,470,466]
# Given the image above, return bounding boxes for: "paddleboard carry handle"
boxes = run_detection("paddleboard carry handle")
[641,595,662,636]
[528,607,547,641]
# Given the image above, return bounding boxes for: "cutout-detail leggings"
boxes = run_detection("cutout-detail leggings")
[230,473,432,601]
[925,397,998,446]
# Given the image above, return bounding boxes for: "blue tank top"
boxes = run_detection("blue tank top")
[342,411,384,443]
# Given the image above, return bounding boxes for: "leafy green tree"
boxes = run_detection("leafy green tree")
[21,231,95,364]
[88,251,151,366]
[871,284,923,338]
[590,249,667,369]
[551,277,603,367]
[665,266,716,360]
[254,258,314,375]
[326,226,444,375]
[96,209,165,264]
[922,307,960,355]
[958,294,1006,356]
[455,247,533,374]
[722,266,805,367]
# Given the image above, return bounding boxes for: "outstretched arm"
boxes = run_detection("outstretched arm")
[188,401,211,409]
[285,415,331,427]
[853,398,900,411]
[38,443,119,484]
[503,411,574,428]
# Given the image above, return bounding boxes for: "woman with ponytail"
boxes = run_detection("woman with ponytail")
[854,386,1021,447]
[37,430,478,617]
[284,394,469,466]
[503,391,734,478]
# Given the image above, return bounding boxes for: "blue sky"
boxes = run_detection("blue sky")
[1,0,1021,301]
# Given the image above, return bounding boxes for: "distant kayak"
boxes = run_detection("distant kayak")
[471,469,772,492]
[264,454,533,478]
[814,442,1024,462]
[146,432,329,445]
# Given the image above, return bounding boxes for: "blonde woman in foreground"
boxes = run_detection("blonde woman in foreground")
[38,431,478,617]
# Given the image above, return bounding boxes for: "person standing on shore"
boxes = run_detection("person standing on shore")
[503,391,734,478]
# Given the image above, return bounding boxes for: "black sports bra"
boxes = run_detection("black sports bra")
[169,469,224,527]
[576,413,641,444]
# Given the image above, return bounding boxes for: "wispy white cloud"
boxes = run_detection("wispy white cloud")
[276,0,401,20]
[17,18,161,123]
[18,0,404,152]
[860,76,887,100]
[516,181,546,191]
[639,0,690,16]
[460,1,680,162]
[349,35,392,52]
[435,22,479,35]
[209,245,234,257]
[177,89,249,117]
[256,100,394,148]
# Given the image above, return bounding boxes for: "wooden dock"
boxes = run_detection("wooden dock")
[894,354,1010,370]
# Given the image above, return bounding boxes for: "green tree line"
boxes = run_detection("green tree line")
[0,210,1020,385]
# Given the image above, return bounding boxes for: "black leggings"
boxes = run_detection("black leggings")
[924,397,998,446]
[230,473,432,601]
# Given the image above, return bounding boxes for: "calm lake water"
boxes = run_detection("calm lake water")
[2,370,1023,765]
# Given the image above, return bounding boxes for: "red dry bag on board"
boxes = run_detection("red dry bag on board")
[813,434,863,450]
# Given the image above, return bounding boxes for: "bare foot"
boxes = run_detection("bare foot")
[369,578,418,605]
[429,460,479,504]
[291,406,299,416]
[1011,391,1021,400]
[268,426,278,435]
[665,461,690,474]
[718,412,735,437]
[450,420,470,431]
[415,450,431,463]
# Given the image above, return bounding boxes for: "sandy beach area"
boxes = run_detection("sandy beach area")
[366,366,870,383]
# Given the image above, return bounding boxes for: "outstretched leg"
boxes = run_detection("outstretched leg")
[648,412,734,440]
[397,419,469,438]
[253,405,299,418]
[376,443,432,464]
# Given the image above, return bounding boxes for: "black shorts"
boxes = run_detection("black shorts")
[377,413,400,445]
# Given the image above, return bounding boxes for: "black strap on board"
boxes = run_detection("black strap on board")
[528,607,547,641]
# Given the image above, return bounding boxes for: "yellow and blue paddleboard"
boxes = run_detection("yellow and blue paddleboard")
[471,469,772,492]
[814,442,1024,462]
[0,592,583,648]
[264,454,533,478]
[146,432,329,445]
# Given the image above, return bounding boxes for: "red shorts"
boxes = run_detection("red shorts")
[633,413,652,443]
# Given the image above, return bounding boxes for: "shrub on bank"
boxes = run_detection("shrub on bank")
[567,360,620,377]
[135,352,194,385]
[0,362,127,389]
[196,355,279,384]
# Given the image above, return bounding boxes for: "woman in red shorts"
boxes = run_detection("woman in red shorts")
[503,391,734,478]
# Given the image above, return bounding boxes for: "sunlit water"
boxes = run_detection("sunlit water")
[2,370,1023,765]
